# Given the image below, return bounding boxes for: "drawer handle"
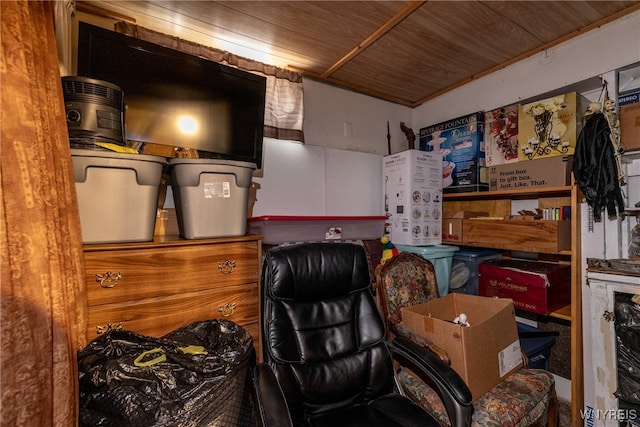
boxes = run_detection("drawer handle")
[217,260,236,274]
[96,322,123,335]
[218,302,237,317]
[95,271,122,288]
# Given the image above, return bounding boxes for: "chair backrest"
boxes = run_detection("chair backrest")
[261,243,396,424]
[376,252,440,335]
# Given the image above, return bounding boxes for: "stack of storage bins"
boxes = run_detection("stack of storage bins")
[65,76,259,244]
[65,76,168,244]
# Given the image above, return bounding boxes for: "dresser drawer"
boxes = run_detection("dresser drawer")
[86,282,259,340]
[85,241,259,305]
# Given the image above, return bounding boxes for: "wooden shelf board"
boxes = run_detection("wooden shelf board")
[549,305,572,321]
[443,186,572,201]
[452,240,571,256]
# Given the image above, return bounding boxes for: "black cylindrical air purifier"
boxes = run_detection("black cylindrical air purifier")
[61,76,125,148]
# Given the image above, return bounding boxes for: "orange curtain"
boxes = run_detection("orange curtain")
[1,1,87,425]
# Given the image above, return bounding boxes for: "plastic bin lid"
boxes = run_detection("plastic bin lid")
[454,248,502,258]
[169,158,257,169]
[248,215,387,222]
[70,148,166,164]
[396,244,460,257]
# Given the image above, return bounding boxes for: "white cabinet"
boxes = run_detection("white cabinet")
[586,271,640,426]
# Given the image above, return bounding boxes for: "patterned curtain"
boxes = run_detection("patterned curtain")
[1,1,86,425]
[114,21,305,143]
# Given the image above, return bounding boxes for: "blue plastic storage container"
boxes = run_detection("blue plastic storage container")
[517,322,557,370]
[450,248,502,295]
[395,244,459,296]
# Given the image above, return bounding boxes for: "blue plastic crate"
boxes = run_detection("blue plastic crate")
[517,322,557,370]
[450,248,502,295]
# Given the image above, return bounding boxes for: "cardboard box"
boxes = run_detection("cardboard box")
[618,91,640,106]
[383,150,443,246]
[154,208,180,236]
[488,156,572,191]
[620,101,640,152]
[442,211,488,243]
[485,104,519,166]
[401,293,523,400]
[518,92,589,161]
[478,259,571,315]
[419,112,488,193]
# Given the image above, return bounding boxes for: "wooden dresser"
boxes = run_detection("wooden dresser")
[83,235,263,357]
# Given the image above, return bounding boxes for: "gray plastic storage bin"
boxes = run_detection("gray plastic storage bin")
[71,148,166,244]
[450,248,502,295]
[170,158,256,239]
[395,244,459,296]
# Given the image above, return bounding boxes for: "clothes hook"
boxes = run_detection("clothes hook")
[598,77,608,103]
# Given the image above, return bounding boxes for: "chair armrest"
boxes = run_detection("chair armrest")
[252,364,293,427]
[395,323,450,365]
[388,336,473,427]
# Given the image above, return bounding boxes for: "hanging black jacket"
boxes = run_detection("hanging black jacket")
[572,112,625,221]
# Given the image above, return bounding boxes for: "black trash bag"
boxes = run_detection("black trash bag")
[614,294,640,406]
[78,319,259,427]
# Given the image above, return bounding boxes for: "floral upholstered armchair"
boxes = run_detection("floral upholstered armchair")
[375,252,559,427]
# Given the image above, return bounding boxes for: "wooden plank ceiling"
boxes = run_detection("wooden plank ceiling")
[80,1,640,107]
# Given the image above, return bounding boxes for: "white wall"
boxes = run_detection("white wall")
[252,138,384,216]
[302,78,413,155]
[252,78,411,216]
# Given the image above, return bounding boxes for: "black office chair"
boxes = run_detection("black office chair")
[261,242,470,426]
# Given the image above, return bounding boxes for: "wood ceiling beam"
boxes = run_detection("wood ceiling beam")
[289,67,414,106]
[320,0,426,78]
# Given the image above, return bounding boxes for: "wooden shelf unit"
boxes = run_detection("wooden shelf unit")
[443,183,583,421]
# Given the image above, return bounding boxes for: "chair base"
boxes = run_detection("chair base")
[309,394,440,427]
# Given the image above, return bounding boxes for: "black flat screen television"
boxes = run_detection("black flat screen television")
[77,22,266,168]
